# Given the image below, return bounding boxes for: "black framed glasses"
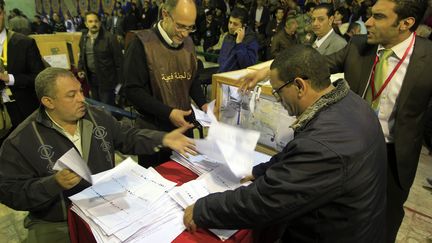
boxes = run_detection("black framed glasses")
[167,11,196,33]
[272,76,308,102]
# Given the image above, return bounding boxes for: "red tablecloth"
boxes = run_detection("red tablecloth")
[68,161,253,243]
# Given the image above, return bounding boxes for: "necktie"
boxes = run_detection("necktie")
[366,49,394,110]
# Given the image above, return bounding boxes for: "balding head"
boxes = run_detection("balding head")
[161,0,197,45]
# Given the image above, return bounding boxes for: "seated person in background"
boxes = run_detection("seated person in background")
[311,3,347,55]
[217,7,259,73]
[270,16,299,58]
[0,67,196,243]
[333,6,351,35]
[295,2,316,45]
[218,7,259,106]
[265,7,286,42]
[343,22,361,42]
[198,9,221,53]
[184,45,387,242]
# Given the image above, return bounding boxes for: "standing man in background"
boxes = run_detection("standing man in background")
[0,0,45,144]
[78,12,123,107]
[311,3,347,55]
[123,0,207,167]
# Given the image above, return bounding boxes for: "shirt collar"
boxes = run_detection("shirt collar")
[377,32,415,59]
[157,21,179,48]
[0,28,7,45]
[45,110,80,137]
[315,28,334,46]
[87,31,99,40]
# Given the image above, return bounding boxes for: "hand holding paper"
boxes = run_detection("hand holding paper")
[53,148,93,184]
[55,169,82,190]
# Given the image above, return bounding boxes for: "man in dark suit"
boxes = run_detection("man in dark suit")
[0,0,45,143]
[325,0,430,241]
[239,0,431,242]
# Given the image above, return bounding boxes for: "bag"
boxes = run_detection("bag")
[0,102,12,139]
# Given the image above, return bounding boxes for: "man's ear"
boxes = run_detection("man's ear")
[41,96,54,110]
[329,15,335,25]
[399,17,415,31]
[294,77,307,96]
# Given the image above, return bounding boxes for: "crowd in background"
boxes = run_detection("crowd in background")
[8,0,432,62]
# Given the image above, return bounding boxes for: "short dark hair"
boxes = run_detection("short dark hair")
[270,45,331,91]
[0,0,4,11]
[85,11,100,21]
[314,3,334,17]
[336,7,351,23]
[230,7,248,25]
[391,0,428,31]
[35,67,76,101]
[304,2,317,13]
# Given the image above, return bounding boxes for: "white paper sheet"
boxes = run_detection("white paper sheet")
[53,148,93,184]
[195,122,260,178]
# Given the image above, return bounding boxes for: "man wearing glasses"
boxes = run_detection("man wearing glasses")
[123,0,207,167]
[184,45,387,242]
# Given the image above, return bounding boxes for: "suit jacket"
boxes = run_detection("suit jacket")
[249,6,271,35]
[316,30,347,55]
[78,28,123,90]
[326,35,432,190]
[4,30,45,127]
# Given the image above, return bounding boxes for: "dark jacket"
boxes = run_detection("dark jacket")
[193,80,387,242]
[3,30,45,128]
[249,6,271,35]
[270,30,299,58]
[78,28,123,90]
[217,28,259,73]
[0,106,165,222]
[326,35,432,190]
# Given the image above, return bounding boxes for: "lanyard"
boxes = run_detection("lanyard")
[0,37,7,67]
[369,32,416,101]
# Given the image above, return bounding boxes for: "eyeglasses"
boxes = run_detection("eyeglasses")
[167,11,196,33]
[272,76,308,102]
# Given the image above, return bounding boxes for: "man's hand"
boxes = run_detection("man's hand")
[239,67,270,93]
[77,71,86,79]
[184,204,197,233]
[201,103,208,113]
[0,71,9,84]
[235,27,245,44]
[169,109,192,127]
[240,174,255,184]
[55,169,82,190]
[163,124,197,156]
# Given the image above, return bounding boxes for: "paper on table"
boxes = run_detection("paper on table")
[209,122,260,178]
[53,148,93,184]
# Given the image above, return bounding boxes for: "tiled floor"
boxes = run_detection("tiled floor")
[0,150,431,242]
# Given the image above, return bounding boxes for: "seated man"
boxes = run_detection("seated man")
[218,7,259,113]
[184,45,386,242]
[0,67,195,243]
[218,7,259,73]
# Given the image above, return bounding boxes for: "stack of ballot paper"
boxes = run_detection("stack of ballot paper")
[169,166,252,240]
[170,151,220,175]
[69,158,185,243]
[194,121,261,179]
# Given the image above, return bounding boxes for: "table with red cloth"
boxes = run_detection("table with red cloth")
[68,161,253,243]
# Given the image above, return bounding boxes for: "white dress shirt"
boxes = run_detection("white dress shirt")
[313,28,334,49]
[375,33,415,143]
